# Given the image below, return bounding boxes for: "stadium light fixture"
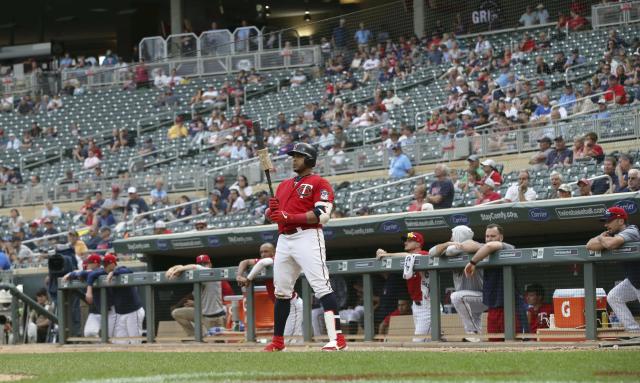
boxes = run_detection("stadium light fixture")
[265,5,271,17]
[304,10,311,22]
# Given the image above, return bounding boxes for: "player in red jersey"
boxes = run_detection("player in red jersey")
[236,242,303,341]
[263,142,346,351]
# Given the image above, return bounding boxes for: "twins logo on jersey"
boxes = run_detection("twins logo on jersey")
[320,189,329,201]
[296,183,313,198]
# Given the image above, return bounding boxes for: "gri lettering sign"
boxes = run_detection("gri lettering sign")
[472,0,500,25]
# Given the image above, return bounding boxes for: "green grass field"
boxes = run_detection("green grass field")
[0,349,639,382]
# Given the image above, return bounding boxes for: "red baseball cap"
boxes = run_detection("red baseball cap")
[87,254,102,265]
[111,185,121,192]
[402,232,425,248]
[103,254,118,265]
[600,207,628,222]
[537,80,545,86]
[82,259,89,270]
[577,178,591,186]
[196,254,211,264]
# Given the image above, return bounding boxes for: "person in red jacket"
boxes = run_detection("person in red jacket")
[604,75,628,105]
[475,178,502,205]
[567,10,588,31]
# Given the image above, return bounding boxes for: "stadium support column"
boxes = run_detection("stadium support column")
[170,0,183,35]
[413,0,425,39]
[362,274,374,342]
[583,263,597,341]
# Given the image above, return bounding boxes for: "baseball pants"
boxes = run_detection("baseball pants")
[607,278,640,332]
[171,307,225,337]
[274,229,333,299]
[84,307,116,338]
[450,290,487,334]
[284,296,304,342]
[412,299,431,342]
[113,307,145,344]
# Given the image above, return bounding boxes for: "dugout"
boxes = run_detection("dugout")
[113,192,640,333]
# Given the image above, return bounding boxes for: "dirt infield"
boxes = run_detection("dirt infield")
[0,341,628,354]
[0,375,30,382]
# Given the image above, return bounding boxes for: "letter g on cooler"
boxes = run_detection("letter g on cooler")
[561,300,571,318]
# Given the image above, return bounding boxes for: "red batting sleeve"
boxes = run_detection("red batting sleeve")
[221,281,234,297]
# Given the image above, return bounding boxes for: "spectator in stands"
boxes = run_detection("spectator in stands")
[558,84,577,113]
[519,6,538,27]
[546,136,573,168]
[93,191,105,209]
[378,299,412,335]
[532,95,552,121]
[124,187,149,220]
[536,4,549,24]
[208,190,227,216]
[474,35,492,56]
[6,133,20,150]
[16,97,34,115]
[332,18,347,54]
[168,116,188,140]
[504,171,537,202]
[426,164,455,209]
[29,288,53,343]
[388,144,414,179]
[96,207,116,229]
[149,179,169,207]
[604,75,627,105]
[102,185,127,212]
[68,230,89,267]
[8,236,34,266]
[25,223,42,250]
[524,283,553,334]
[480,159,503,186]
[565,49,586,71]
[577,178,592,196]
[587,207,640,333]
[354,22,372,49]
[134,59,150,88]
[153,220,172,235]
[475,178,501,205]
[551,51,566,73]
[520,33,536,53]
[558,184,572,199]
[194,220,208,231]
[42,219,58,238]
[615,154,633,192]
[592,156,618,195]
[82,149,101,170]
[534,56,551,75]
[174,195,192,219]
[567,10,588,31]
[583,132,604,161]
[8,209,25,233]
[226,189,246,214]
[462,224,528,339]
[618,168,640,193]
[407,184,429,212]
[212,176,230,200]
[529,137,552,171]
[593,98,611,121]
[230,175,253,201]
[0,243,10,269]
[41,200,61,220]
[575,82,598,114]
[382,89,406,111]
[548,171,563,199]
[96,227,112,251]
[289,69,306,88]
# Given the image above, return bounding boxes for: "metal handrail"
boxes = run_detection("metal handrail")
[131,211,210,235]
[361,120,394,145]
[415,102,449,130]
[368,194,414,209]
[126,197,209,225]
[552,90,610,112]
[348,172,434,213]
[564,61,597,85]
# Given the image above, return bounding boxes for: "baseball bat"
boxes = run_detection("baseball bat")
[253,121,275,197]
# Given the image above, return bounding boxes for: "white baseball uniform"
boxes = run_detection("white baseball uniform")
[113,307,145,344]
[605,225,640,332]
[403,252,431,342]
[84,307,116,338]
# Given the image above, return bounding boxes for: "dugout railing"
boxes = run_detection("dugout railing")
[55,243,640,344]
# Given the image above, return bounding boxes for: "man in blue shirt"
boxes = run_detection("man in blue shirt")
[332,18,347,52]
[388,144,414,179]
[545,136,573,168]
[426,164,455,209]
[0,249,10,270]
[558,84,577,113]
[354,22,372,48]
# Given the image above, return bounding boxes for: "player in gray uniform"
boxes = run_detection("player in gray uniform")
[429,225,486,340]
[587,207,640,332]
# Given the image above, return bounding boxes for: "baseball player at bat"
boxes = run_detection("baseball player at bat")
[262,142,346,351]
[376,232,431,342]
[62,253,116,338]
[587,207,640,333]
[236,243,303,342]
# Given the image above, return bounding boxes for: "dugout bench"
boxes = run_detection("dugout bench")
[56,243,640,344]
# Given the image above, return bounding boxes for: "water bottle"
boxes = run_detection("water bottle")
[549,314,556,329]
[207,326,224,336]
